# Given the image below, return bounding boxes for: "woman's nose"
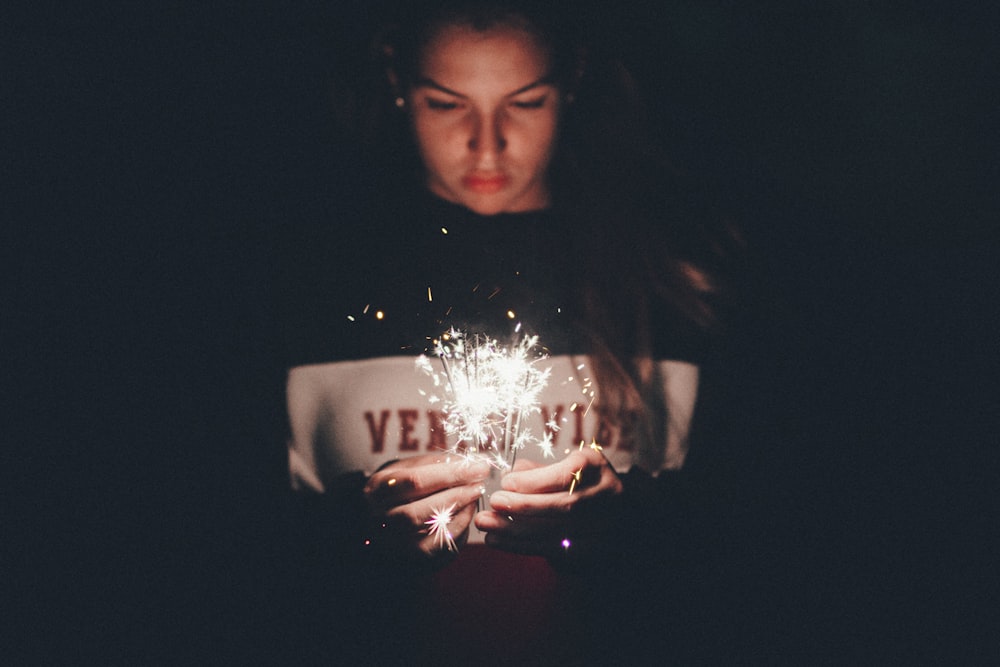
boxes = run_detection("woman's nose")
[468,112,507,159]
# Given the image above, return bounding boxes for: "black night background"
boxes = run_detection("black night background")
[6,2,995,663]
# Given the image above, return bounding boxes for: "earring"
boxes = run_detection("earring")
[394,96,406,109]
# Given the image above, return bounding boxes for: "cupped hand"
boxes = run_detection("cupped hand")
[363,453,490,560]
[474,445,623,557]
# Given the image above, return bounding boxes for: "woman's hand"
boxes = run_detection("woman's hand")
[474,444,624,558]
[363,453,490,562]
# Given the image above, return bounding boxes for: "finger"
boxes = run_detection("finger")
[366,459,490,508]
[384,482,485,533]
[510,458,542,472]
[488,489,576,517]
[501,450,599,494]
[377,452,452,469]
[490,465,620,517]
[474,508,516,532]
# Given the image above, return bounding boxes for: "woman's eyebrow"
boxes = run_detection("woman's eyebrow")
[414,77,464,97]
[507,77,554,96]
[413,75,555,98]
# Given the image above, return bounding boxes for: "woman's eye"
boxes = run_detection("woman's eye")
[511,96,547,110]
[426,98,460,111]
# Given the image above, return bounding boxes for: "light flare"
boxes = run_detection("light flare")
[416,329,551,471]
[425,503,458,552]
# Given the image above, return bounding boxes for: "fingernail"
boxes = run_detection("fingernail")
[490,492,510,510]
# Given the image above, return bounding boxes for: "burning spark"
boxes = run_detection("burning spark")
[425,503,458,552]
[537,431,556,459]
[568,441,602,492]
[490,450,512,471]
[568,468,583,494]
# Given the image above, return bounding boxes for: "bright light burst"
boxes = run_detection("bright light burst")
[416,329,552,471]
[425,503,458,552]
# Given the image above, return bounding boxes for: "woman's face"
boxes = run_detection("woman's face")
[407,23,561,215]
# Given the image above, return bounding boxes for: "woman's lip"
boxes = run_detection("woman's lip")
[462,173,509,193]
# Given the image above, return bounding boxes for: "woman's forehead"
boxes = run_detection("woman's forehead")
[418,23,553,89]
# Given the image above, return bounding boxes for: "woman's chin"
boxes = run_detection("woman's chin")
[462,198,512,216]
[428,182,549,216]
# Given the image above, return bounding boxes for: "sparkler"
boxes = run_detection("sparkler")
[416,328,553,472]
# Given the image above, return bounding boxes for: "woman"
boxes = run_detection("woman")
[279,0,743,661]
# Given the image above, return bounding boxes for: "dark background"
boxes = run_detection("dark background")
[7,1,995,663]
